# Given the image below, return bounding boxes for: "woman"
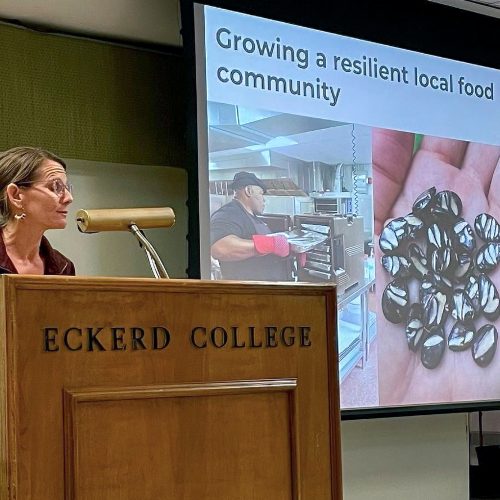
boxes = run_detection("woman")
[0,146,75,275]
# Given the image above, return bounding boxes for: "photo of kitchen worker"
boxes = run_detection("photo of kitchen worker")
[210,171,293,281]
[374,128,500,406]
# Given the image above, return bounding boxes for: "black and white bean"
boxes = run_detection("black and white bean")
[454,253,473,280]
[427,223,451,253]
[472,324,498,367]
[380,186,500,369]
[465,275,481,313]
[478,274,500,321]
[379,217,408,253]
[452,289,475,323]
[430,246,454,276]
[452,219,476,254]
[421,326,446,369]
[475,213,500,243]
[475,242,500,272]
[380,215,423,254]
[432,190,462,219]
[408,243,429,280]
[423,289,449,328]
[382,278,410,324]
[381,254,412,278]
[448,321,475,352]
[413,187,436,220]
[406,303,426,352]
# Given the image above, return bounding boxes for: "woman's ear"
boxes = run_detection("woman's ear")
[5,183,24,210]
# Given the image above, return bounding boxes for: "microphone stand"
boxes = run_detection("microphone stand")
[129,224,169,279]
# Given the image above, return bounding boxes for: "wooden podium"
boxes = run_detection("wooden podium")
[0,276,341,500]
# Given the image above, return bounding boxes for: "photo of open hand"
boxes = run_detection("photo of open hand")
[373,128,500,406]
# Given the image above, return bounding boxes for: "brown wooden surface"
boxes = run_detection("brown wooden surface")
[0,276,341,500]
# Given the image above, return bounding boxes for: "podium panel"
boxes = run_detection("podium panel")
[0,276,340,500]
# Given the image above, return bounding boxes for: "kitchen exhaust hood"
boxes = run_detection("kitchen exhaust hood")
[210,148,307,172]
[208,102,343,153]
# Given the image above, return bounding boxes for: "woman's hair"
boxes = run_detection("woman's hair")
[0,147,66,227]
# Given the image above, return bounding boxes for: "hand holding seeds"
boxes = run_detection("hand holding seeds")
[374,131,500,405]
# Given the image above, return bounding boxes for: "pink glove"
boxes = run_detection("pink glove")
[252,234,290,257]
[296,252,307,268]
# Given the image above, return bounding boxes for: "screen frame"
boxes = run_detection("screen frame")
[179,0,500,419]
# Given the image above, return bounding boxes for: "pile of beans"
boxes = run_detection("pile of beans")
[380,187,500,369]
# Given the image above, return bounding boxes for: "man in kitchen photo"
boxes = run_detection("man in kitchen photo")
[210,171,293,281]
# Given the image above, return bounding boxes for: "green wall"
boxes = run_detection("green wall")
[0,24,187,166]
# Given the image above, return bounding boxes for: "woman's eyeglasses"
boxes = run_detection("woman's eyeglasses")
[17,178,73,198]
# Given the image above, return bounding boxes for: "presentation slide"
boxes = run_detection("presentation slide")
[194,4,500,412]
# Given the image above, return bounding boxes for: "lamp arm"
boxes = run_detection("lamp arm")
[129,223,169,279]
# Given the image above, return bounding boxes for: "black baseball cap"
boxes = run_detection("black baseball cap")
[229,171,267,193]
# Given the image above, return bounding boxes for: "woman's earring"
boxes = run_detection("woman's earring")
[14,211,26,221]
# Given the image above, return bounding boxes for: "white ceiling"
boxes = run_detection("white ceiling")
[0,0,183,47]
[0,0,498,48]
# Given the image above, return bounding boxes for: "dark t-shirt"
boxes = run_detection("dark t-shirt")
[210,200,291,281]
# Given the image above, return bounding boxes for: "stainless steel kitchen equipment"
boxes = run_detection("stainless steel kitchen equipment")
[312,195,353,215]
[258,213,293,233]
[294,214,365,295]
[263,195,314,217]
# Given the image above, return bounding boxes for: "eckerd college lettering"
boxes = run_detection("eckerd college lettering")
[42,325,313,352]
[190,326,312,349]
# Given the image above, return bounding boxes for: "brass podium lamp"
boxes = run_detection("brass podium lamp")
[76,207,175,278]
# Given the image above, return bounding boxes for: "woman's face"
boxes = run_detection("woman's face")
[21,159,73,230]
